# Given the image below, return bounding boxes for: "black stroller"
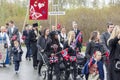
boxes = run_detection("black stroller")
[39,51,65,80]
[38,51,48,80]
[76,52,87,80]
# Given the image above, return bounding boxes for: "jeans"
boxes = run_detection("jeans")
[14,61,20,71]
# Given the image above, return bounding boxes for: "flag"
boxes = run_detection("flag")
[69,56,77,62]
[61,48,70,61]
[29,0,48,20]
[75,32,82,44]
[49,56,58,64]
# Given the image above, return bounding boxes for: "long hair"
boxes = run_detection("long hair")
[108,25,120,44]
[42,28,49,37]
[67,31,76,46]
[89,31,100,42]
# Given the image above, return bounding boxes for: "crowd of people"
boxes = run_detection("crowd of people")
[0,20,120,80]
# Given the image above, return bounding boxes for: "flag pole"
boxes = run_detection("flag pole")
[22,0,30,32]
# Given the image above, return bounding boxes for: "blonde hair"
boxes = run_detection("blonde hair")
[108,25,120,44]
[67,31,75,45]
[1,26,6,32]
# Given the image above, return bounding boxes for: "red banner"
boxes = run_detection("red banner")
[29,0,48,20]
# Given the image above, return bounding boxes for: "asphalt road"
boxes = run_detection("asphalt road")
[0,47,85,80]
[0,47,41,80]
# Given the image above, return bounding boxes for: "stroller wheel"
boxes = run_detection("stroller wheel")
[41,65,47,80]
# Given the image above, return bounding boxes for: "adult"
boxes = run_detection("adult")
[7,20,20,44]
[58,27,67,49]
[108,25,120,80]
[22,24,31,60]
[0,26,11,67]
[7,20,20,64]
[72,21,83,52]
[45,31,61,80]
[29,23,39,69]
[101,22,114,52]
[100,22,114,80]
[37,28,51,76]
[85,31,106,60]
[64,31,77,80]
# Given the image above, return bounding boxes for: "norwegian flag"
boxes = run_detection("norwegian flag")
[49,56,58,64]
[88,57,93,67]
[29,0,48,20]
[75,32,83,44]
[69,56,77,62]
[61,48,70,61]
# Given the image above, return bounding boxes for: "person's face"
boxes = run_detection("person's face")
[108,25,114,33]
[45,29,50,36]
[55,34,58,39]
[73,24,78,29]
[61,28,66,34]
[95,52,102,61]
[26,27,29,30]
[96,32,100,40]
[1,28,6,32]
[14,41,19,47]
[52,26,57,31]
[71,32,75,39]
[9,23,13,27]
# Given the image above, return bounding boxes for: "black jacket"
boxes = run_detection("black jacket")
[109,37,120,60]
[12,46,23,61]
[64,41,76,56]
[37,36,51,60]
[85,41,106,59]
[22,30,30,44]
[45,39,61,57]
[29,29,38,43]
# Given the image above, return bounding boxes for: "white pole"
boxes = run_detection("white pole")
[22,0,29,32]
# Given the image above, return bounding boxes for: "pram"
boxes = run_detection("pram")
[39,51,65,80]
[76,52,87,79]
[38,51,48,80]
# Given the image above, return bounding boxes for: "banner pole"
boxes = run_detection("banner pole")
[22,0,30,32]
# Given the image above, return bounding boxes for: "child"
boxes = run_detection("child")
[12,40,23,74]
[82,51,104,80]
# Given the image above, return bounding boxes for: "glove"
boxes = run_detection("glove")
[41,49,44,53]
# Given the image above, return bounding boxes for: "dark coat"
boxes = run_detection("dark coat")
[37,36,51,61]
[82,58,104,80]
[85,41,106,60]
[7,26,20,41]
[109,37,120,80]
[22,30,30,44]
[29,29,38,43]
[45,38,61,57]
[12,46,23,62]
[101,32,110,51]
[73,29,80,38]
[64,41,76,56]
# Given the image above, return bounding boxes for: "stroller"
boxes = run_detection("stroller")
[39,51,65,80]
[76,52,87,79]
[38,51,48,80]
